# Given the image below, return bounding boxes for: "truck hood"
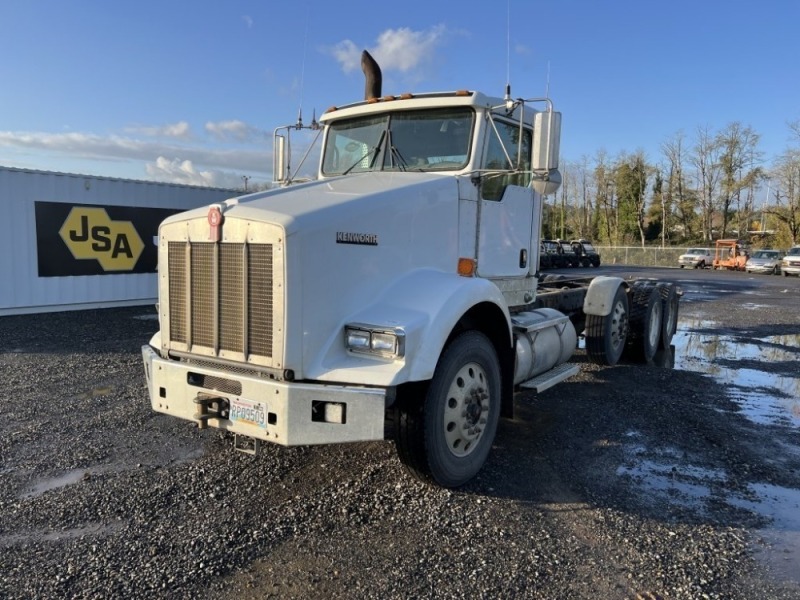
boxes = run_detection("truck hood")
[160,172,458,235]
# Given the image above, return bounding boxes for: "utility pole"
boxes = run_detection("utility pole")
[242,175,250,192]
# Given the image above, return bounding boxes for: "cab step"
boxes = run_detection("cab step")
[519,363,580,393]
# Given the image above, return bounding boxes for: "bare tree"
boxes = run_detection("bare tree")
[690,126,721,242]
[767,135,800,245]
[716,122,763,238]
[593,150,615,244]
[661,131,696,241]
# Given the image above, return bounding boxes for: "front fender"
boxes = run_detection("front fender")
[306,269,511,386]
[583,276,627,316]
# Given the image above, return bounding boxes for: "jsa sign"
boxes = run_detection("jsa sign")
[35,202,181,277]
[59,206,144,271]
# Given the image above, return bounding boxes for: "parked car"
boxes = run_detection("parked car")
[541,239,570,268]
[678,248,713,269]
[782,246,800,277]
[556,240,581,267]
[570,239,601,267]
[745,249,784,275]
[538,242,553,270]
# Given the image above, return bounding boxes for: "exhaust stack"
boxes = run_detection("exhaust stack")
[361,50,382,100]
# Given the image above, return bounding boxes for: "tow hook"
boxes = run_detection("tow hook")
[234,434,261,456]
[192,393,229,429]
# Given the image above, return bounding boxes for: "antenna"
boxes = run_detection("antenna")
[504,0,513,108]
[296,5,311,129]
[545,60,551,98]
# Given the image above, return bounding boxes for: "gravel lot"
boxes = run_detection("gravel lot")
[1,267,799,600]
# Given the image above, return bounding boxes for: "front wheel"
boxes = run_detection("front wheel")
[392,331,501,488]
[585,284,629,366]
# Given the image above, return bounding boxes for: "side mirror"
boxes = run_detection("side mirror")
[532,110,561,171]
[273,134,287,183]
[530,169,562,196]
[531,110,562,196]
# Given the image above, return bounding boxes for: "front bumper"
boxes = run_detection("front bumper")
[746,263,778,273]
[782,263,800,275]
[143,345,387,446]
[678,258,703,267]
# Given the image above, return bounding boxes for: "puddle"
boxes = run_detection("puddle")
[616,438,727,516]
[727,484,800,583]
[22,469,88,499]
[671,318,800,427]
[618,319,800,584]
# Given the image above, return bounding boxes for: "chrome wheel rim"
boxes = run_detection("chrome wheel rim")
[443,362,490,458]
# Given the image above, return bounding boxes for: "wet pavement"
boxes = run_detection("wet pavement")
[607,268,800,586]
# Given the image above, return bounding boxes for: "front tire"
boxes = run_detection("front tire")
[392,331,501,488]
[585,284,629,366]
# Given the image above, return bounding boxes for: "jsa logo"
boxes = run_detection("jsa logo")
[59,207,144,271]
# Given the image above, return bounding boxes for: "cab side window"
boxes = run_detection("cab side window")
[481,120,532,200]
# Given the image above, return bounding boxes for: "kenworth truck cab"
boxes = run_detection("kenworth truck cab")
[143,52,678,487]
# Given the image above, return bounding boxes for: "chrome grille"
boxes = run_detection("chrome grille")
[167,241,274,360]
[249,245,273,357]
[168,242,187,343]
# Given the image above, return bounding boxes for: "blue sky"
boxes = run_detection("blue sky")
[1,0,798,188]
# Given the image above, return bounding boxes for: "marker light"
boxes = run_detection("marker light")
[458,257,476,277]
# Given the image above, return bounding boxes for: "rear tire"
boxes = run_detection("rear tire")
[392,331,501,488]
[656,282,679,349]
[623,283,663,364]
[585,284,629,366]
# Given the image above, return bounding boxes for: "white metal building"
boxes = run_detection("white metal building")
[0,166,239,315]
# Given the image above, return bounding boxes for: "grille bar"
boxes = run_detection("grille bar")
[168,241,274,361]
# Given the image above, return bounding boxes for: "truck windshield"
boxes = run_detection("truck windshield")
[322,107,474,176]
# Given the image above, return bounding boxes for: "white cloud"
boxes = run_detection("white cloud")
[144,156,248,188]
[205,120,262,142]
[0,130,270,174]
[242,15,253,29]
[125,121,192,139]
[146,157,215,186]
[329,25,448,74]
[330,40,361,73]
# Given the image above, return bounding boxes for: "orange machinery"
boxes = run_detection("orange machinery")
[713,239,748,271]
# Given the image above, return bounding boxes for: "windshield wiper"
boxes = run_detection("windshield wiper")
[342,130,386,175]
[386,130,408,171]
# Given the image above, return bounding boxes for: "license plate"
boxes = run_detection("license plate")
[229,398,268,429]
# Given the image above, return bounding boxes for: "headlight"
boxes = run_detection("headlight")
[345,324,405,358]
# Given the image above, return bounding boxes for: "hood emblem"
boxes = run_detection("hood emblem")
[208,205,224,242]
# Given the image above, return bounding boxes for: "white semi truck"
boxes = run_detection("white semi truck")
[142,52,678,487]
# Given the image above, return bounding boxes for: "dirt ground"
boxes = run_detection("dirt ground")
[1,266,799,599]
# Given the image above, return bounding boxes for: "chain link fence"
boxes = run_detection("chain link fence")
[595,246,686,268]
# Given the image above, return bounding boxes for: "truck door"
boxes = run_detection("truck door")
[476,120,534,278]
